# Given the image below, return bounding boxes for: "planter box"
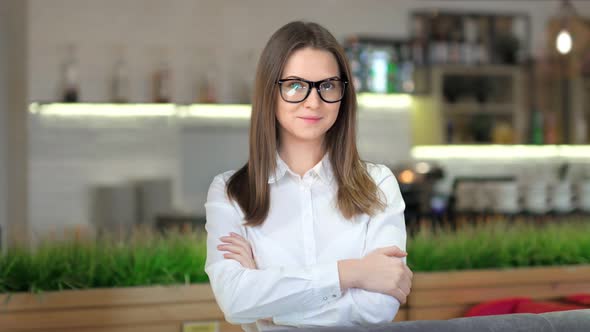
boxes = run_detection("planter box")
[0,284,241,332]
[395,307,408,322]
[4,265,585,330]
[0,283,406,331]
[408,265,590,320]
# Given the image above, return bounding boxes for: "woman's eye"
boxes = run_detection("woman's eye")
[288,82,304,90]
[320,81,335,90]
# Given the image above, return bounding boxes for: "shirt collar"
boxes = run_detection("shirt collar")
[269,153,289,184]
[269,152,334,185]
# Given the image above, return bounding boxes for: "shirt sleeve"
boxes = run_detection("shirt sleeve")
[345,165,407,324]
[272,165,407,326]
[204,173,343,325]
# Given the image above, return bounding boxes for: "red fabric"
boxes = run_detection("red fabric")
[564,294,590,306]
[464,298,531,317]
[514,300,587,314]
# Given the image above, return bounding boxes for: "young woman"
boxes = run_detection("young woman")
[205,21,412,331]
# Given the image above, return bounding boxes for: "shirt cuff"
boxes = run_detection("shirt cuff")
[311,261,343,306]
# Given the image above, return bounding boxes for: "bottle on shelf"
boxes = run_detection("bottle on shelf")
[463,16,478,65]
[367,47,390,94]
[111,46,129,103]
[199,70,218,104]
[544,111,560,144]
[530,109,544,145]
[61,44,79,103]
[573,110,588,144]
[152,48,171,103]
[430,36,449,65]
[345,40,363,92]
[386,46,398,93]
[512,16,527,64]
[493,16,520,65]
[410,16,427,66]
[411,39,426,66]
[430,15,452,64]
[445,120,454,144]
[492,121,514,144]
[476,17,491,65]
[399,44,415,93]
[448,17,462,64]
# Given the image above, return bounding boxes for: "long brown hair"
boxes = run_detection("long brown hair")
[227,21,385,226]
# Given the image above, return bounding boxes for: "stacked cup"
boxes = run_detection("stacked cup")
[493,181,520,214]
[455,182,476,212]
[550,181,574,213]
[473,183,492,212]
[578,179,590,212]
[524,182,549,214]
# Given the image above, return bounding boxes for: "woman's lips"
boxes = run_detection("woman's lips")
[299,116,322,124]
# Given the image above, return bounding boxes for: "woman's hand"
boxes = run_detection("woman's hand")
[218,232,258,269]
[359,246,413,304]
[339,246,412,304]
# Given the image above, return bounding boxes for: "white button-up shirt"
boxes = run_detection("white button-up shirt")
[205,154,406,331]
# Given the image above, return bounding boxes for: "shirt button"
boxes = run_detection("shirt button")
[332,294,337,298]
[323,296,328,301]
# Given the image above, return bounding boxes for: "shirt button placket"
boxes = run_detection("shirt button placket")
[300,180,310,265]
[303,182,316,265]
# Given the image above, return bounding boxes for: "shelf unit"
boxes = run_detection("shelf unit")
[412,65,525,145]
[545,16,590,144]
[441,102,514,115]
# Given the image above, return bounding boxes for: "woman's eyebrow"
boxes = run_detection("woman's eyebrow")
[283,75,304,80]
[282,75,340,80]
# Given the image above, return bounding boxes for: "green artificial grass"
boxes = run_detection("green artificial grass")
[0,231,208,293]
[407,219,590,272]
[1,219,589,293]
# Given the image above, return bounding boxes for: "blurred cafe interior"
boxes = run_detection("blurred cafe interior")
[3,1,590,331]
[2,0,590,247]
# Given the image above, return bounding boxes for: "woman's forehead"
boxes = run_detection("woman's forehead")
[281,48,340,80]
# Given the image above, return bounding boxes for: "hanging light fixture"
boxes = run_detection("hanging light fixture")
[555,0,577,55]
[556,29,572,54]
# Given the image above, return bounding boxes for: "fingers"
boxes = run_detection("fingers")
[218,233,257,269]
[376,246,407,258]
[223,252,254,269]
[404,264,414,281]
[218,244,246,256]
[217,242,252,265]
[224,252,257,269]
[220,233,252,255]
[383,260,412,300]
[399,265,413,296]
[399,277,411,297]
[391,287,407,304]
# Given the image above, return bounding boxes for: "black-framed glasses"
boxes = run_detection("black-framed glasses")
[277,78,347,103]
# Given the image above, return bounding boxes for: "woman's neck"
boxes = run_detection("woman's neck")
[278,139,326,177]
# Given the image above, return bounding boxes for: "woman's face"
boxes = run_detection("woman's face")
[275,47,341,147]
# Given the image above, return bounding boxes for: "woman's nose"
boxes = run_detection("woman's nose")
[304,88,321,108]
